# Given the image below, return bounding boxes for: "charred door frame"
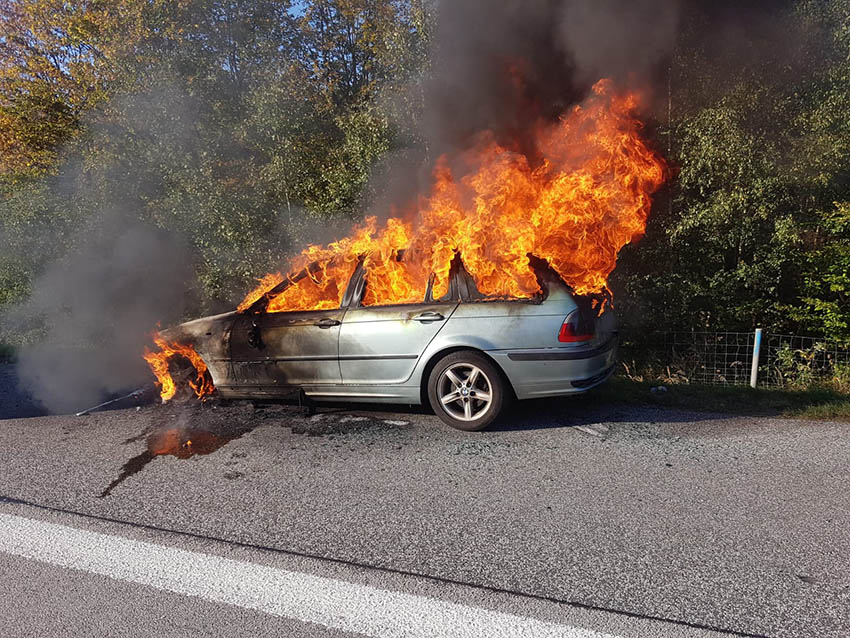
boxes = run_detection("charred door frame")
[226,260,367,391]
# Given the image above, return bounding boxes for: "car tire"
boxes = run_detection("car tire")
[427,351,505,431]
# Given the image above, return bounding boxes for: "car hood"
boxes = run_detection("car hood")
[159,311,239,345]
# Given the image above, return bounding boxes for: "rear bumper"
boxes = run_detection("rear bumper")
[489,336,618,400]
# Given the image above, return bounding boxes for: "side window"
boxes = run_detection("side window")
[260,263,352,313]
[356,259,432,307]
[358,275,429,307]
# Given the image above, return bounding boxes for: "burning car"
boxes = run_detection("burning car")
[155,255,617,431]
[145,80,665,430]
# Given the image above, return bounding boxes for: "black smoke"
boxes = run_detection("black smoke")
[422,0,680,159]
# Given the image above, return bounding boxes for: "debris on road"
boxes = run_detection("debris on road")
[573,423,610,438]
[75,386,151,417]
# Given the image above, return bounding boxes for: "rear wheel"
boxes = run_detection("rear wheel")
[427,351,505,431]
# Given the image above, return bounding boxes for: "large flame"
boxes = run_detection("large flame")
[239,80,667,313]
[143,334,215,402]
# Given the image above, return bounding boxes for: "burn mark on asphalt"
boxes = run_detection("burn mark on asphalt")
[122,426,154,445]
[100,450,155,498]
[100,420,254,497]
[100,403,409,497]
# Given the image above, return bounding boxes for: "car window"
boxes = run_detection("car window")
[355,255,433,307]
[453,263,542,304]
[249,261,355,314]
[358,273,429,307]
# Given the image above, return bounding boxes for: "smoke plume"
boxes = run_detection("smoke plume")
[11,222,192,413]
[422,0,680,159]
[5,86,203,414]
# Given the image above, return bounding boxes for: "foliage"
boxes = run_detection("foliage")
[589,377,850,421]
[0,0,113,177]
[0,0,848,354]
[0,0,429,325]
[613,0,850,344]
[797,202,850,339]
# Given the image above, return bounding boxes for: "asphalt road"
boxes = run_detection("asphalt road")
[0,389,847,637]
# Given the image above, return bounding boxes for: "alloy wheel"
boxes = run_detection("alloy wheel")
[437,363,493,422]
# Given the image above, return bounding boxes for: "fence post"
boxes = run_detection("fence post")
[750,328,763,388]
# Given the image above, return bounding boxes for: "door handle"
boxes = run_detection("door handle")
[314,318,341,328]
[411,311,444,322]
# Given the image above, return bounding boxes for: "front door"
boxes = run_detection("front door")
[339,302,457,384]
[230,309,343,392]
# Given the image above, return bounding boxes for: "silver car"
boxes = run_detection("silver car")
[163,258,618,430]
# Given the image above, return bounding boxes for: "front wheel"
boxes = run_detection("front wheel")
[427,351,505,431]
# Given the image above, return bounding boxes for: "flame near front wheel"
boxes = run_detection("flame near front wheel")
[143,334,215,402]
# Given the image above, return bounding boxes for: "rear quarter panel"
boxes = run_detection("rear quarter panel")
[412,288,617,399]
[409,290,576,384]
[444,292,578,349]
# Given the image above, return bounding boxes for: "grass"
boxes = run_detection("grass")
[590,376,850,421]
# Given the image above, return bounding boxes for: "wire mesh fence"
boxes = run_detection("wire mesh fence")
[761,333,850,389]
[661,331,755,386]
[626,331,850,389]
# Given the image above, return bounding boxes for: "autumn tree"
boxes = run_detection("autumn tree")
[0,0,115,177]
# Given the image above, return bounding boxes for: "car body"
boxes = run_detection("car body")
[163,258,618,430]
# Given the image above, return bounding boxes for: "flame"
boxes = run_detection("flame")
[239,80,666,313]
[143,334,215,402]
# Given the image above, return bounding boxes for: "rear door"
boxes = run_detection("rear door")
[339,270,457,384]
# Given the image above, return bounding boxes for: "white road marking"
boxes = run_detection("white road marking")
[0,513,620,638]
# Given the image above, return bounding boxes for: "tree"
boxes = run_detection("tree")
[0,0,114,177]
[0,0,432,326]
[614,0,850,341]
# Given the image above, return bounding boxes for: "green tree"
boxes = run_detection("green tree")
[614,0,850,343]
[0,0,432,328]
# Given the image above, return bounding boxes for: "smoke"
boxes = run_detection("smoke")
[557,0,680,85]
[4,86,205,414]
[421,0,681,159]
[10,221,192,413]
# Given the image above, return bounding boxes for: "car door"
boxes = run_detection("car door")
[230,307,344,390]
[339,269,458,385]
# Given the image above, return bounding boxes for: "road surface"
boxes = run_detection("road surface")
[0,393,847,637]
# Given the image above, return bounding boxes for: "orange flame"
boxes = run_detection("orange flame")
[239,80,666,313]
[143,334,215,402]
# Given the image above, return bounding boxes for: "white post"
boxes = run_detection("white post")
[750,328,763,388]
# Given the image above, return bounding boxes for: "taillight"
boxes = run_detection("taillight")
[558,310,594,343]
